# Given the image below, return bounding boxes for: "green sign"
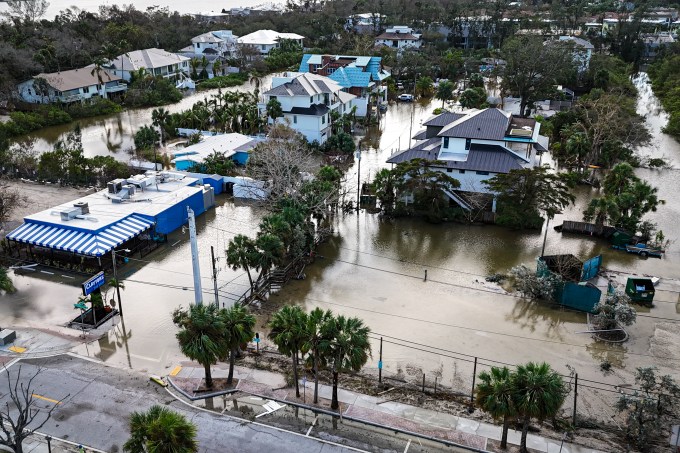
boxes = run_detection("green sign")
[74,302,88,310]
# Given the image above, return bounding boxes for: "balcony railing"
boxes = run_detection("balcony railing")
[105,84,128,93]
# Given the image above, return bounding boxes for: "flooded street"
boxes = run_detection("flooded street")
[3,74,679,420]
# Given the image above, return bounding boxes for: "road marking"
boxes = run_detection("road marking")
[32,394,62,405]
[305,415,318,436]
[8,346,26,353]
[169,366,182,376]
[403,439,411,453]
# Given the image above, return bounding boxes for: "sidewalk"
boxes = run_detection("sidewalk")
[17,430,103,453]
[171,364,606,453]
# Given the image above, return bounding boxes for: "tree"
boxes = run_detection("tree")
[172,304,228,389]
[226,235,257,292]
[501,36,574,116]
[212,59,222,77]
[476,367,515,449]
[459,87,487,109]
[2,0,49,23]
[134,125,159,150]
[616,367,680,451]
[484,166,575,230]
[592,290,636,331]
[435,80,455,108]
[0,180,27,229]
[415,76,434,98]
[90,56,107,85]
[372,168,397,217]
[510,264,563,301]
[151,108,170,144]
[513,362,566,453]
[123,405,198,453]
[254,233,286,281]
[303,308,334,404]
[582,196,619,234]
[268,305,308,398]
[0,268,15,294]
[266,98,283,122]
[0,366,65,453]
[221,305,256,386]
[319,315,371,410]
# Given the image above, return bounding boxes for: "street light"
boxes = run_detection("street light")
[112,248,131,316]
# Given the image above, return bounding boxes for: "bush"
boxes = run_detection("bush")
[124,77,183,107]
[1,107,72,136]
[509,264,563,300]
[134,125,160,150]
[67,98,122,118]
[196,72,249,90]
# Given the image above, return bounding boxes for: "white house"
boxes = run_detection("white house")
[387,109,546,211]
[261,72,356,144]
[190,30,238,57]
[107,48,191,81]
[345,13,384,33]
[17,67,126,104]
[237,30,304,55]
[557,36,594,73]
[375,26,423,52]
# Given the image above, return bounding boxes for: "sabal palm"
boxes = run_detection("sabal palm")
[513,362,566,453]
[319,315,371,410]
[476,366,515,449]
[268,306,308,397]
[152,108,170,141]
[123,405,198,453]
[172,304,228,388]
[254,233,285,280]
[226,234,258,291]
[303,308,334,403]
[221,305,256,385]
[0,267,15,293]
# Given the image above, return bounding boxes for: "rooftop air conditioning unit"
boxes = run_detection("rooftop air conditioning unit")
[73,201,89,215]
[107,179,125,194]
[123,184,136,197]
[60,207,81,221]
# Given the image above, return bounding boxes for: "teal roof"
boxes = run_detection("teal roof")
[298,54,390,88]
[330,67,371,88]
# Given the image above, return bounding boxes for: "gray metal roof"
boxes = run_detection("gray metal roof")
[439,109,511,140]
[412,129,428,140]
[422,112,465,127]
[289,104,330,116]
[264,72,343,97]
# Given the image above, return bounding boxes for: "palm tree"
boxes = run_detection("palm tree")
[254,233,285,281]
[107,277,125,309]
[212,58,222,77]
[172,304,228,389]
[189,58,200,80]
[476,366,516,449]
[268,306,308,398]
[415,76,434,98]
[123,405,198,453]
[90,56,108,85]
[221,305,256,385]
[513,362,566,453]
[303,308,334,404]
[436,80,455,108]
[151,108,170,144]
[319,315,371,410]
[583,196,619,234]
[0,267,16,293]
[226,235,257,291]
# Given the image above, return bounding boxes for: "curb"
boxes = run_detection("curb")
[167,375,240,401]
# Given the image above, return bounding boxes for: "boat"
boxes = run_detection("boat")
[624,243,664,258]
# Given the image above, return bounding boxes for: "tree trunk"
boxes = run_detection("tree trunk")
[245,266,254,292]
[501,415,509,449]
[331,370,339,410]
[292,351,300,398]
[227,345,236,385]
[519,98,527,118]
[313,349,320,404]
[204,362,213,388]
[520,415,530,453]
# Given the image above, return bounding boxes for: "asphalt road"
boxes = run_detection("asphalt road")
[0,355,364,453]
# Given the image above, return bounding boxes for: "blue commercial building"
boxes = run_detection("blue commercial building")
[5,172,215,269]
[171,133,263,171]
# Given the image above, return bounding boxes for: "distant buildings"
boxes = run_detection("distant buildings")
[375,26,422,53]
[345,13,384,34]
[260,72,356,144]
[237,30,304,55]
[642,32,676,58]
[17,67,126,104]
[107,48,190,82]
[558,36,594,72]
[298,54,390,117]
[177,30,240,78]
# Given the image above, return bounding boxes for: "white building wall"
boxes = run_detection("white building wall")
[17,79,110,104]
[435,167,498,194]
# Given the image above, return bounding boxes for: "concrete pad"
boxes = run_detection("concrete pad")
[412,407,458,429]
[248,367,287,387]
[455,417,480,435]
[315,384,358,404]
[526,433,549,452]
[547,440,569,453]
[476,421,502,441]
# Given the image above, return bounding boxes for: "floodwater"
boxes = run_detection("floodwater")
[3,75,679,413]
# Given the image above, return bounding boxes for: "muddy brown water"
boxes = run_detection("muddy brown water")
[3,75,679,422]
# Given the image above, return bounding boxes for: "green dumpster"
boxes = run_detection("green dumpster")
[625,278,655,305]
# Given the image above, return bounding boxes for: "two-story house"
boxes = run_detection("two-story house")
[107,48,190,81]
[237,30,304,55]
[17,67,126,104]
[387,108,546,211]
[375,26,423,53]
[298,54,390,117]
[558,36,594,73]
[190,30,238,57]
[260,72,356,144]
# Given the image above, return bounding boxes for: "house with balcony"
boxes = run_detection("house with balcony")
[298,54,390,117]
[189,30,238,57]
[106,48,190,81]
[17,67,126,104]
[375,26,423,53]
[237,30,304,55]
[386,108,546,211]
[260,72,356,144]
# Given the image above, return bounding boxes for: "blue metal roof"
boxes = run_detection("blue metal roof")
[298,54,388,87]
[7,214,154,257]
[329,67,371,88]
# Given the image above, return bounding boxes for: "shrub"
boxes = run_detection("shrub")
[196,72,249,90]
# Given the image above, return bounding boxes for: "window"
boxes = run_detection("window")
[310,96,314,103]
[322,115,325,124]
[83,86,90,94]
[465,138,471,150]
[476,171,489,175]
[27,88,32,95]
[443,137,449,148]
[446,168,452,173]
[261,45,266,50]
[459,170,466,174]
[293,115,297,124]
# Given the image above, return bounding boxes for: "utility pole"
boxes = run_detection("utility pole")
[541,216,551,257]
[210,245,219,307]
[355,146,361,212]
[187,206,203,305]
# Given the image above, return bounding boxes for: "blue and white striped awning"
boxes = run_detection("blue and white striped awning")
[6,214,154,257]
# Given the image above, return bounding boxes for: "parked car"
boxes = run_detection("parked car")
[398,94,414,102]
[396,83,404,90]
